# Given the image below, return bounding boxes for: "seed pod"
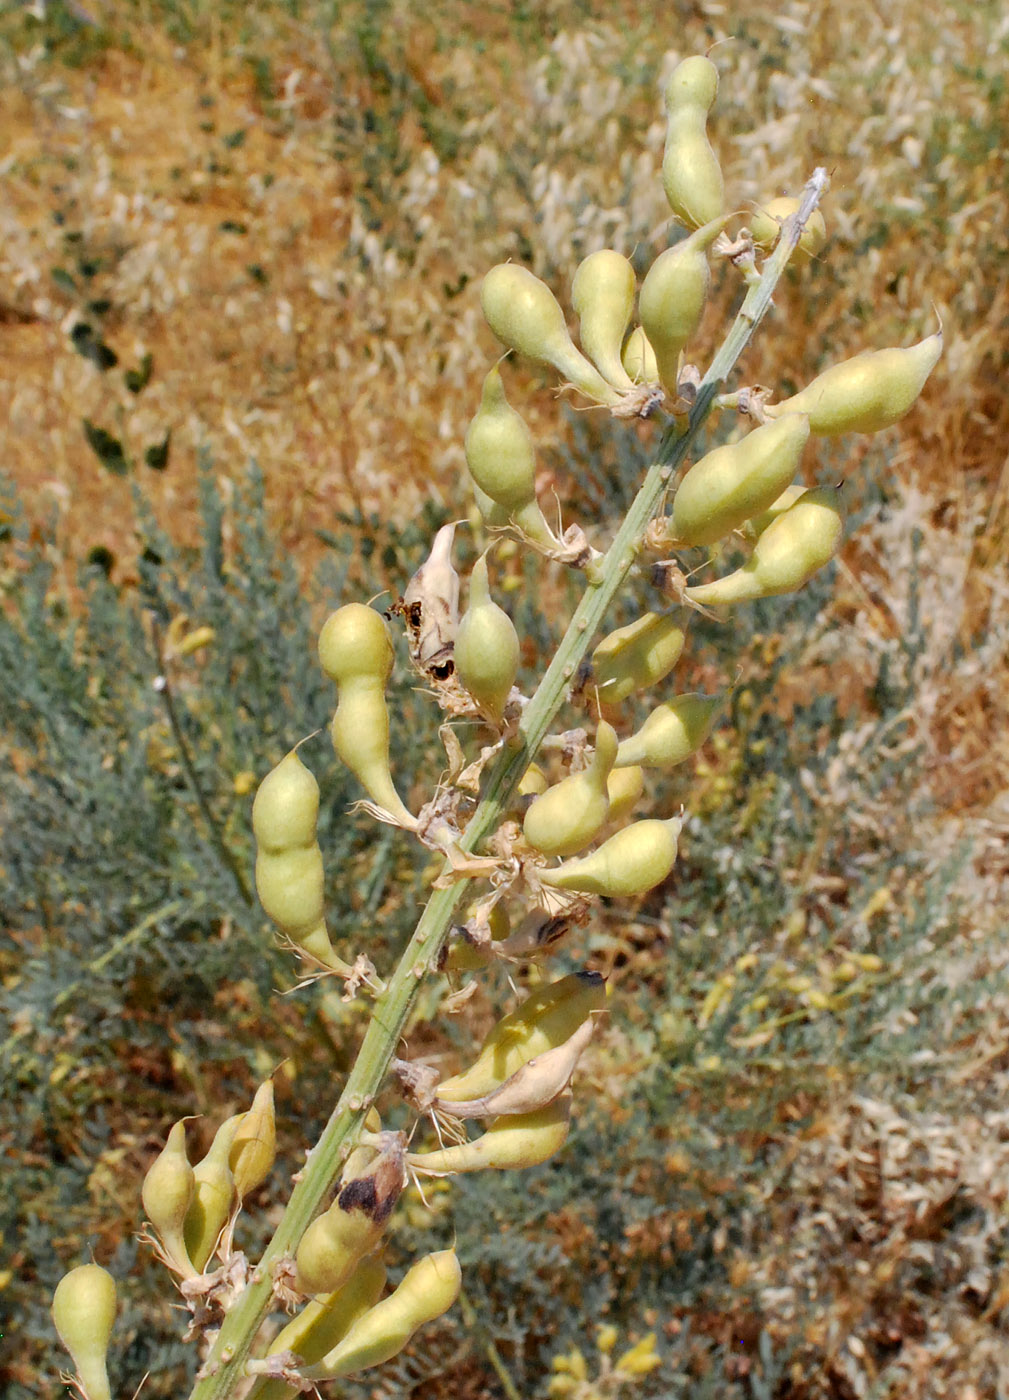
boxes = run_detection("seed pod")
[295,1140,404,1296]
[443,898,510,974]
[305,1249,462,1380]
[454,555,521,724]
[319,605,416,827]
[433,1017,594,1119]
[661,56,724,229]
[400,522,460,680]
[639,217,728,395]
[615,693,724,771]
[464,366,539,511]
[318,603,394,688]
[480,264,622,405]
[229,1079,276,1203]
[436,971,607,1103]
[622,326,660,385]
[261,1256,388,1400]
[408,1095,571,1175]
[471,478,512,530]
[606,764,645,824]
[685,486,844,607]
[741,483,810,541]
[571,250,636,390]
[591,612,686,705]
[765,328,942,435]
[750,196,826,260]
[668,414,811,547]
[518,762,549,797]
[523,721,618,857]
[253,750,343,969]
[184,1113,242,1272]
[52,1264,117,1400]
[142,1120,198,1279]
[540,817,682,897]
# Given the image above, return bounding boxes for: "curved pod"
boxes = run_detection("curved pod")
[662,56,724,229]
[591,611,687,705]
[615,693,724,770]
[523,721,619,857]
[540,818,682,898]
[52,1265,117,1400]
[571,250,636,390]
[638,217,729,394]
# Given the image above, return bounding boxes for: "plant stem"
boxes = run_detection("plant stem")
[151,622,255,908]
[187,169,828,1400]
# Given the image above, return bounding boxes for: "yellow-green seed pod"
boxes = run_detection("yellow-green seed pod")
[523,721,618,857]
[639,217,728,395]
[436,971,607,1103]
[621,326,660,385]
[444,899,510,974]
[606,764,645,824]
[320,606,415,827]
[669,415,811,547]
[295,1144,403,1296]
[52,1264,117,1400]
[685,485,844,607]
[471,479,512,530]
[480,264,622,405]
[741,483,810,541]
[591,612,687,705]
[141,1120,197,1279]
[318,604,394,689]
[571,250,636,390]
[229,1079,276,1202]
[615,693,724,771]
[622,326,660,385]
[765,328,942,436]
[540,818,682,898]
[253,751,343,969]
[518,762,549,797]
[305,1249,462,1381]
[464,366,538,512]
[408,1096,571,1175]
[183,1113,242,1272]
[453,555,520,723]
[260,1256,388,1400]
[662,56,724,229]
[750,196,827,260]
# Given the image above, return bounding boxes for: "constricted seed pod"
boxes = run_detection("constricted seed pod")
[464,366,538,512]
[523,721,618,857]
[183,1113,242,1272]
[253,750,344,969]
[229,1079,276,1203]
[142,1120,198,1280]
[661,56,724,229]
[765,328,942,435]
[750,196,827,260]
[260,1256,388,1400]
[540,817,683,897]
[571,250,636,390]
[319,605,416,827]
[606,764,645,824]
[318,603,394,688]
[480,264,622,405]
[407,1095,572,1175]
[305,1249,462,1381]
[52,1264,117,1400]
[741,483,810,540]
[434,1018,594,1120]
[685,486,844,607]
[454,555,520,724]
[615,693,724,770]
[668,414,811,547]
[591,612,686,705]
[436,971,607,1103]
[295,1140,404,1296]
[622,326,660,385]
[638,216,729,395]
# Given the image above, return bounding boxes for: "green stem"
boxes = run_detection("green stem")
[188,169,828,1400]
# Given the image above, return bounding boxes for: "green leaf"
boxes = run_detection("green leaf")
[124,352,154,395]
[51,267,78,295]
[144,431,171,472]
[70,322,118,371]
[82,420,129,475]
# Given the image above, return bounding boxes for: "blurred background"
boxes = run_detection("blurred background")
[2,2,1007,1396]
